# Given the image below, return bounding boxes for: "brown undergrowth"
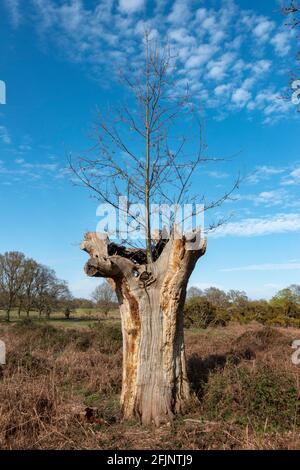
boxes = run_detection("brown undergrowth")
[0,320,299,449]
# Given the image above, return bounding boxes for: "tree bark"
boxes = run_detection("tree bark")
[6,308,10,323]
[81,229,206,426]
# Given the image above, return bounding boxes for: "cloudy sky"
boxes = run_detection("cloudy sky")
[0,0,299,299]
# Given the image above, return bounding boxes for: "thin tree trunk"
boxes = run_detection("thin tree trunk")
[6,296,13,322]
[144,34,152,264]
[81,228,206,426]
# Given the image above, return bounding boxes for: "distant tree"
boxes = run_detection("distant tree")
[0,252,26,321]
[33,265,54,317]
[186,286,203,300]
[271,285,300,319]
[184,297,217,329]
[64,306,71,319]
[271,285,300,304]
[0,251,72,321]
[227,289,249,308]
[51,279,72,308]
[34,266,72,318]
[22,259,40,318]
[47,280,72,319]
[203,287,229,308]
[70,297,94,309]
[91,281,117,317]
[0,288,6,310]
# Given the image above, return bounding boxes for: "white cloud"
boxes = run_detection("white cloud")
[251,189,287,206]
[22,162,58,171]
[238,187,297,208]
[281,167,300,186]
[169,28,195,45]
[185,44,217,69]
[247,88,293,121]
[168,0,192,24]
[290,168,300,179]
[231,88,251,106]
[0,126,11,144]
[206,170,229,179]
[234,60,271,95]
[251,59,271,76]
[4,0,21,28]
[0,155,61,186]
[207,52,236,80]
[253,18,275,42]
[189,282,225,291]
[220,262,300,272]
[195,7,206,22]
[211,213,300,238]
[202,16,216,31]
[119,0,145,14]
[4,0,295,123]
[247,165,286,184]
[271,31,291,56]
[214,84,232,97]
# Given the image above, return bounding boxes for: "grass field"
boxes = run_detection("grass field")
[0,318,299,450]
[0,308,120,329]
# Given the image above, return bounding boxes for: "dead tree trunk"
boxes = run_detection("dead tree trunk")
[81,229,206,426]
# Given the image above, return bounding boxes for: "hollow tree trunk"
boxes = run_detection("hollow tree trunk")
[81,228,206,426]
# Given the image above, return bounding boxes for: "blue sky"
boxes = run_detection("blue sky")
[0,0,299,299]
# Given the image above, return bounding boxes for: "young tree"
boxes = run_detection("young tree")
[91,281,116,317]
[73,35,238,426]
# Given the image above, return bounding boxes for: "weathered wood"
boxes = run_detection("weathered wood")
[81,229,206,426]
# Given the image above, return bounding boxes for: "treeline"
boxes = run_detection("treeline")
[0,251,73,321]
[0,251,118,322]
[185,285,300,328]
[2,250,299,328]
